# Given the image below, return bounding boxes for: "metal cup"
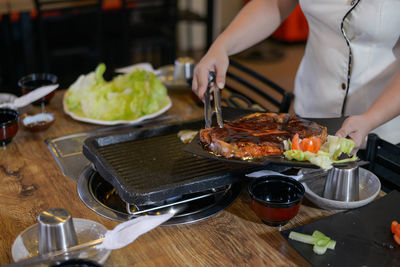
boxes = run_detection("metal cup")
[38,208,78,255]
[173,57,194,83]
[323,165,360,202]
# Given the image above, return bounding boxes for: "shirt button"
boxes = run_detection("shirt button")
[351,0,356,5]
[341,83,346,90]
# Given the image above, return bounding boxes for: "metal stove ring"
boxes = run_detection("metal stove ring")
[77,166,243,225]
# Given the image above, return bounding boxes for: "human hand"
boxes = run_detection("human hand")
[335,115,374,152]
[191,45,229,101]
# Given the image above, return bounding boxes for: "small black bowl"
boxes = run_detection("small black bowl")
[0,108,19,146]
[18,73,58,105]
[50,259,102,267]
[248,175,305,226]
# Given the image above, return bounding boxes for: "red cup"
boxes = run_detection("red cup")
[0,108,19,146]
[18,73,58,105]
[248,176,305,226]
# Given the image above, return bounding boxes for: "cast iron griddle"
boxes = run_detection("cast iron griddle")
[184,107,347,168]
[83,119,262,206]
[281,190,400,267]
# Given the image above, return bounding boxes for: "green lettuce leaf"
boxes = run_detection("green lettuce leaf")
[64,63,168,121]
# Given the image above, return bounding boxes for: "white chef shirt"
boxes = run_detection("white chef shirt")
[294,0,400,144]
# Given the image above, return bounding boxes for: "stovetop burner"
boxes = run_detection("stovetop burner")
[78,166,243,225]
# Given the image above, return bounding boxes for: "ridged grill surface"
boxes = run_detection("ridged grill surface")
[97,133,232,191]
[83,120,248,205]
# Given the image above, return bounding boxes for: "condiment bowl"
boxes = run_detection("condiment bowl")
[248,176,305,226]
[22,112,55,132]
[18,73,58,105]
[0,108,19,145]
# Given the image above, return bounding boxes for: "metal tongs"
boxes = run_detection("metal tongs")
[204,72,223,128]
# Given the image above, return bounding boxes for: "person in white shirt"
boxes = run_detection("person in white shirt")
[191,0,400,151]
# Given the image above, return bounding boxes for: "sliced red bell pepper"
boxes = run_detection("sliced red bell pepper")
[291,133,322,153]
[391,221,399,235]
[391,221,400,245]
[292,133,300,150]
[394,234,400,245]
[300,137,322,153]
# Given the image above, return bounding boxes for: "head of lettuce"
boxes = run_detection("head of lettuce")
[64,63,170,121]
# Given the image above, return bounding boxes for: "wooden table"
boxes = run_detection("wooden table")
[0,90,337,266]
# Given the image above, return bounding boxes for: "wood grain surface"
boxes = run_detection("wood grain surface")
[0,90,339,266]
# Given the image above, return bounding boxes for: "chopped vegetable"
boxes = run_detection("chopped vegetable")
[290,133,322,153]
[284,134,358,170]
[292,133,300,150]
[300,136,322,153]
[64,63,169,121]
[289,230,336,255]
[394,234,400,245]
[177,130,198,144]
[391,220,400,245]
[391,221,399,235]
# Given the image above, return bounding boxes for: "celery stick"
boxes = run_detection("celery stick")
[313,244,328,255]
[327,240,336,250]
[289,231,316,245]
[289,230,336,255]
[312,230,328,239]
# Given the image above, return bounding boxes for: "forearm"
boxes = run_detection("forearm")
[211,0,298,56]
[363,68,400,131]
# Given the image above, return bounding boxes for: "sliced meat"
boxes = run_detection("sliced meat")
[199,112,327,159]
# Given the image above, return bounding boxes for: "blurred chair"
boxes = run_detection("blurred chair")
[222,58,294,113]
[33,0,103,85]
[366,133,400,192]
[119,0,177,68]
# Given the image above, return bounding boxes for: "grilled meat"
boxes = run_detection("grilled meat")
[200,113,327,159]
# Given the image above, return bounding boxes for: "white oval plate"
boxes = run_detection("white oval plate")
[11,218,111,265]
[63,94,172,126]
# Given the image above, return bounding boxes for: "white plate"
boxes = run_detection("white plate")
[63,94,172,126]
[301,167,381,211]
[0,93,17,105]
[11,218,111,265]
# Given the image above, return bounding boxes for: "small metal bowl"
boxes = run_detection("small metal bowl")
[248,176,305,226]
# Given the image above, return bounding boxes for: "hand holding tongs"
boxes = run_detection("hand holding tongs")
[204,72,223,128]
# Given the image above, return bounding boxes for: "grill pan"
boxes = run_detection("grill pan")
[83,119,262,206]
[184,107,347,168]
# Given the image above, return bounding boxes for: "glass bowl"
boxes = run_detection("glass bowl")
[248,176,305,226]
[11,218,110,265]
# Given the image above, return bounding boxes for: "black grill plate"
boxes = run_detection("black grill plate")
[83,120,258,205]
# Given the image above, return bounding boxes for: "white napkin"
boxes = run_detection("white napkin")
[97,213,173,250]
[246,170,303,181]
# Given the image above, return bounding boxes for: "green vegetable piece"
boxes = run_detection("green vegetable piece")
[312,230,328,239]
[313,243,328,255]
[289,231,336,255]
[289,231,316,245]
[64,64,169,121]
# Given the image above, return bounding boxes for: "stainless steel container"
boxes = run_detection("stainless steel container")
[173,57,194,83]
[38,208,78,255]
[323,165,360,202]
